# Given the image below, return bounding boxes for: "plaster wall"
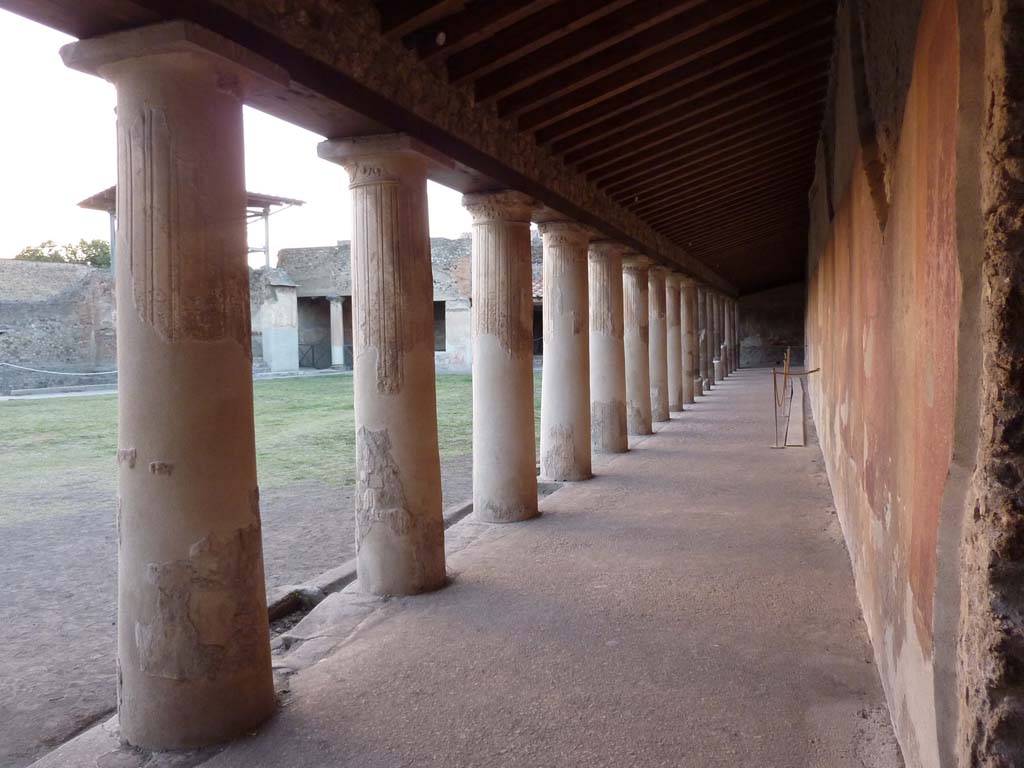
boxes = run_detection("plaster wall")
[806,0,962,764]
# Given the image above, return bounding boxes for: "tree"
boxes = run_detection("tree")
[14,239,111,268]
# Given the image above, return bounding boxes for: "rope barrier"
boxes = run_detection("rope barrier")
[0,361,117,376]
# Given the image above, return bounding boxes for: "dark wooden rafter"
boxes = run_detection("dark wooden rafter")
[550,36,832,157]
[466,0,707,99]
[446,0,640,84]
[590,97,827,187]
[406,0,559,62]
[609,129,819,205]
[538,16,834,147]
[378,0,466,38]
[508,0,829,130]
[565,69,828,170]
[629,146,817,219]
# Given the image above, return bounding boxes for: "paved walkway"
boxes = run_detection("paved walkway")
[38,368,900,767]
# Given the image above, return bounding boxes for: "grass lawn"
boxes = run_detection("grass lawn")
[0,372,543,524]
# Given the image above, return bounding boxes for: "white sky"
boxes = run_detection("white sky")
[0,8,472,267]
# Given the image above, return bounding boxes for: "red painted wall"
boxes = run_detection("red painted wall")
[806,0,960,763]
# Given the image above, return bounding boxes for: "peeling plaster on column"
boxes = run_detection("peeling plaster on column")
[465,191,539,523]
[588,241,629,453]
[320,135,447,596]
[539,219,592,482]
[623,257,653,436]
[648,267,669,422]
[61,24,279,749]
[135,522,265,682]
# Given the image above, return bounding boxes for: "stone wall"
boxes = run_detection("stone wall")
[738,282,806,368]
[0,260,116,393]
[805,0,1016,764]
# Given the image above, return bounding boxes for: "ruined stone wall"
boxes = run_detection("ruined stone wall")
[806,0,963,764]
[0,260,116,393]
[738,282,806,368]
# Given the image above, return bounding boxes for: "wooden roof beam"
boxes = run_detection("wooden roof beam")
[507,0,827,129]
[537,14,833,147]
[378,0,465,38]
[408,0,561,63]
[468,0,706,99]
[446,0,640,85]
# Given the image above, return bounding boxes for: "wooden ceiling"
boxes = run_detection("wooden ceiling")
[377,0,836,291]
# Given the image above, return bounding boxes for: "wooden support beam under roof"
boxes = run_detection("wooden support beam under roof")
[378,0,465,38]
[407,0,559,62]
[447,0,641,86]
[563,67,828,169]
[538,15,834,147]
[586,95,826,183]
[506,0,826,129]
[551,36,832,157]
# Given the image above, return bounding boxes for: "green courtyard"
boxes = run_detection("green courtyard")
[0,373,543,525]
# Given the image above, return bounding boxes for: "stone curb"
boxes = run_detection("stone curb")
[266,497,475,622]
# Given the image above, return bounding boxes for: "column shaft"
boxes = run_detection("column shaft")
[63,30,276,748]
[320,135,447,595]
[733,300,741,370]
[329,296,345,368]
[699,287,712,390]
[589,242,628,453]
[465,192,538,522]
[681,279,699,401]
[539,221,592,481]
[623,258,653,434]
[666,275,683,411]
[648,267,669,422]
[723,298,732,375]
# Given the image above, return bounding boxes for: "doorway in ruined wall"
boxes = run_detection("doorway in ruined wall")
[532,303,543,356]
[297,296,331,369]
[433,300,446,351]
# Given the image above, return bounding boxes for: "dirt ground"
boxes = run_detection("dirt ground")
[0,454,474,768]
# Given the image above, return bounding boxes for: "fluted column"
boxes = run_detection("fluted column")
[698,286,712,391]
[320,134,446,596]
[464,191,538,523]
[666,274,683,412]
[723,297,733,375]
[711,291,722,383]
[681,278,699,401]
[538,220,592,481]
[623,256,653,435]
[648,266,670,422]
[61,22,278,749]
[589,241,628,453]
[734,300,742,370]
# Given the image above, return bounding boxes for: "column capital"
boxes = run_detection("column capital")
[678,275,698,287]
[537,219,592,247]
[462,190,534,224]
[318,133,451,187]
[623,254,654,270]
[589,240,630,259]
[648,265,670,278]
[60,20,287,91]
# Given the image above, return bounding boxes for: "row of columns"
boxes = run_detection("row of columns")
[62,22,741,753]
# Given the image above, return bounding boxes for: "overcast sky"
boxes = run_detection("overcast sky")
[0,8,473,267]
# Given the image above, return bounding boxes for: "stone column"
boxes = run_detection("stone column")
[723,297,732,375]
[538,219,592,481]
[320,134,447,595]
[329,295,346,369]
[681,278,699,400]
[711,292,722,383]
[464,191,538,522]
[733,299,741,371]
[719,293,728,377]
[666,274,683,412]
[589,241,629,453]
[61,22,279,749]
[623,256,653,435]
[698,286,712,391]
[648,266,670,422]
